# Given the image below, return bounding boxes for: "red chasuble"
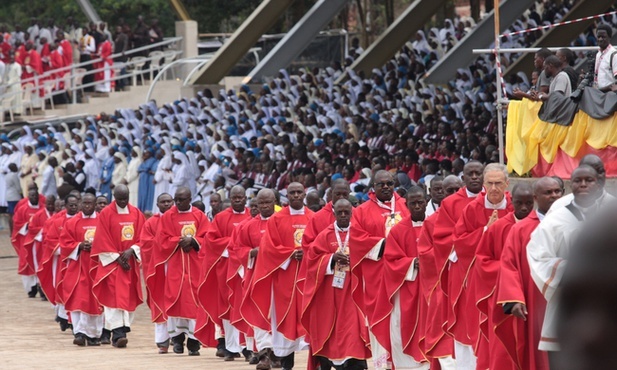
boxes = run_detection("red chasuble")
[91,201,145,311]
[50,50,65,89]
[12,201,43,274]
[236,216,271,335]
[449,194,512,351]
[60,212,101,315]
[246,206,314,340]
[140,214,165,323]
[371,217,426,363]
[59,39,73,68]
[494,211,549,370]
[226,216,257,335]
[21,208,52,277]
[301,224,371,363]
[94,40,113,82]
[198,207,250,327]
[153,206,209,320]
[302,202,335,250]
[474,212,518,370]
[40,43,51,73]
[348,192,409,330]
[39,211,70,304]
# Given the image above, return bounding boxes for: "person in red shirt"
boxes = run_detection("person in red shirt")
[49,43,65,91]
[473,183,534,369]
[198,185,250,360]
[91,185,146,348]
[495,177,562,370]
[140,192,173,353]
[302,198,371,370]
[450,163,513,369]
[94,35,113,93]
[233,189,276,368]
[56,30,73,69]
[59,193,104,346]
[372,186,430,369]
[245,182,313,369]
[152,187,209,356]
[12,186,45,298]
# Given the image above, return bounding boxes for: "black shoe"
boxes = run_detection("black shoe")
[172,334,185,354]
[73,334,86,346]
[38,285,46,301]
[28,285,37,298]
[243,348,253,362]
[100,329,111,345]
[87,337,101,346]
[113,337,128,348]
[215,337,225,357]
[56,316,69,332]
[188,349,200,356]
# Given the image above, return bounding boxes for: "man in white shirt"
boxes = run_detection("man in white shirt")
[527,165,600,356]
[594,23,617,92]
[41,157,58,197]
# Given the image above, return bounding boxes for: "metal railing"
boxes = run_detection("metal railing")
[0,37,183,110]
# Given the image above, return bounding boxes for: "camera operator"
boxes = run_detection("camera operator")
[594,24,617,93]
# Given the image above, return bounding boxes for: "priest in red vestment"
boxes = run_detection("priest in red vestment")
[474,183,534,369]
[371,186,430,370]
[152,187,209,356]
[349,170,409,370]
[39,194,79,331]
[235,189,276,368]
[494,177,561,370]
[12,188,45,298]
[59,194,104,346]
[140,193,174,353]
[91,185,145,348]
[21,42,43,95]
[198,185,250,360]
[417,175,462,369]
[57,30,73,69]
[450,163,513,369]
[94,36,113,93]
[245,182,313,369]
[302,199,371,370]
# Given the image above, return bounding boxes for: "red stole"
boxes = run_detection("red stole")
[59,212,101,315]
[198,207,249,326]
[371,217,427,363]
[91,201,145,311]
[247,206,313,340]
[449,194,512,347]
[301,224,371,362]
[153,206,208,319]
[474,212,518,370]
[140,214,165,323]
[494,211,549,370]
[38,210,68,304]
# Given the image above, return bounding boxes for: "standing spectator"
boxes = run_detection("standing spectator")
[5,163,22,232]
[94,34,113,93]
[132,16,149,55]
[113,25,129,91]
[11,24,26,47]
[56,30,73,71]
[27,18,39,44]
[149,19,164,49]
[99,22,113,49]
[594,23,617,92]
[41,157,58,197]
[79,27,96,92]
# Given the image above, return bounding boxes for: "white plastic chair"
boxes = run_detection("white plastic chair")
[1,94,15,124]
[22,83,35,116]
[129,56,147,86]
[73,68,87,96]
[163,51,177,80]
[42,79,56,110]
[148,51,164,81]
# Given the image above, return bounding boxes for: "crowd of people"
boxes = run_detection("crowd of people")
[0,15,165,113]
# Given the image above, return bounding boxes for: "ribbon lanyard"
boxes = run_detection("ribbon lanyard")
[334,222,350,253]
[376,196,396,219]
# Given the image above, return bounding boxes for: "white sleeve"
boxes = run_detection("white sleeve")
[405,258,418,281]
[221,249,229,258]
[280,258,291,270]
[527,220,567,302]
[238,266,245,278]
[325,255,335,275]
[365,238,385,261]
[247,254,255,269]
[67,244,80,261]
[130,244,141,262]
[99,252,120,267]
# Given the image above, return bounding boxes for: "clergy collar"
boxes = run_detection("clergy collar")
[116,204,129,214]
[28,201,40,208]
[289,206,305,215]
[66,213,77,218]
[412,220,424,227]
[232,208,246,215]
[334,222,349,232]
[178,205,193,213]
[484,195,507,210]
[536,210,546,222]
[572,200,595,215]
[82,212,97,219]
[260,214,271,220]
[466,188,481,198]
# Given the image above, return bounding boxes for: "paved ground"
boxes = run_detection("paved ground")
[0,227,310,369]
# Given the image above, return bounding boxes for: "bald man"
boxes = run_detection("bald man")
[141,193,174,353]
[417,174,462,368]
[245,182,314,369]
[198,185,251,360]
[473,183,534,369]
[528,166,600,355]
[349,169,410,369]
[91,184,146,348]
[60,193,104,346]
[496,177,562,370]
[154,187,210,356]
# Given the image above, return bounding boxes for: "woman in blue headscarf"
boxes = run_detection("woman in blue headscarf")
[137,148,157,212]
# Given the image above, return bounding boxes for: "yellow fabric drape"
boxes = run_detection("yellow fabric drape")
[506,99,617,175]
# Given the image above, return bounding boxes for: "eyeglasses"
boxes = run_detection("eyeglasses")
[374,181,395,188]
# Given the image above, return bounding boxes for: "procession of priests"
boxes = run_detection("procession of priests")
[7,150,612,369]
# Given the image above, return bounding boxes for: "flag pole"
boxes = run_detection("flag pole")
[494,0,505,165]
